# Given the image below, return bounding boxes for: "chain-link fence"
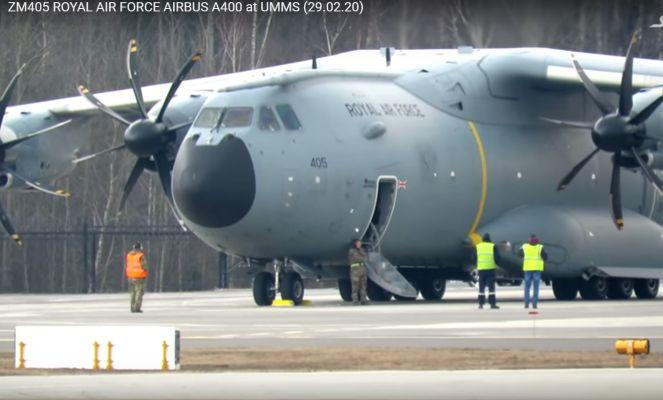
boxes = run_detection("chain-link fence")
[0,225,249,294]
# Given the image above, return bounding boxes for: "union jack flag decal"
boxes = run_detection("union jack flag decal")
[398,179,407,190]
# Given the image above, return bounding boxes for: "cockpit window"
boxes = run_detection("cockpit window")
[218,107,254,128]
[194,107,223,128]
[275,104,302,130]
[194,107,254,130]
[258,106,281,132]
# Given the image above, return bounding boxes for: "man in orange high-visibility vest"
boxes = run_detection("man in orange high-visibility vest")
[125,242,148,313]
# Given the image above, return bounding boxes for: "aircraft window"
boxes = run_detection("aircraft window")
[258,106,281,132]
[194,107,223,128]
[218,107,254,128]
[275,104,302,130]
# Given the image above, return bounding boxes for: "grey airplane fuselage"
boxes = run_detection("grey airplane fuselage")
[171,51,663,277]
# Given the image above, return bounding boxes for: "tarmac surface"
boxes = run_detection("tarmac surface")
[0,284,661,352]
[0,368,661,400]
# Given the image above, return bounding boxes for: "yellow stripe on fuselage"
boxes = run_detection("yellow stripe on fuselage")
[467,121,488,238]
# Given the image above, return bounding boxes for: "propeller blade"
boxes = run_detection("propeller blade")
[0,120,72,151]
[631,147,663,193]
[166,121,192,133]
[72,144,126,164]
[78,86,131,126]
[118,157,150,213]
[153,151,187,229]
[152,152,172,200]
[0,199,21,245]
[155,49,203,123]
[630,95,663,125]
[618,30,641,116]
[609,154,624,230]
[7,169,70,197]
[571,55,614,115]
[540,117,594,130]
[0,64,26,128]
[126,39,148,119]
[557,148,600,191]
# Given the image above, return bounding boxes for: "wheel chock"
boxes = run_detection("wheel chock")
[300,300,313,306]
[272,299,295,307]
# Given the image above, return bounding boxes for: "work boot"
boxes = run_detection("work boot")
[488,294,498,309]
[353,301,360,306]
[478,294,485,309]
[490,304,500,309]
[361,300,369,305]
[524,303,529,309]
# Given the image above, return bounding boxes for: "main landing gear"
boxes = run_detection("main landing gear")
[252,260,305,306]
[551,277,660,301]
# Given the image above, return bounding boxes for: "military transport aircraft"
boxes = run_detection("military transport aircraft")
[8,32,663,305]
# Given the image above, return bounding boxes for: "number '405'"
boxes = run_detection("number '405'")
[310,157,328,169]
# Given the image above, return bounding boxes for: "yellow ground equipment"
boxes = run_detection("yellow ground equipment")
[615,339,649,368]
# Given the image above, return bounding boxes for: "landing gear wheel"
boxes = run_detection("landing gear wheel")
[252,271,276,306]
[420,274,446,301]
[634,279,659,299]
[281,271,305,305]
[579,276,608,300]
[338,279,352,302]
[607,278,634,300]
[552,278,578,301]
[367,280,392,302]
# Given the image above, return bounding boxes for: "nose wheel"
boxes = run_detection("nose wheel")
[252,271,276,306]
[281,271,305,305]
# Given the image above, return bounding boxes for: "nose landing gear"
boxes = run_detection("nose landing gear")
[251,260,306,306]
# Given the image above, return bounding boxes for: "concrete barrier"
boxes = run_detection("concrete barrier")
[14,326,180,370]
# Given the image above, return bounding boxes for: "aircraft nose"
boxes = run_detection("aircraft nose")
[172,134,255,228]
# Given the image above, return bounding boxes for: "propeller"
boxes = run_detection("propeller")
[78,39,202,213]
[553,29,663,230]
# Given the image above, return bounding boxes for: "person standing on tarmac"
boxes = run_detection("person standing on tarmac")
[348,239,369,305]
[125,242,148,313]
[518,234,547,309]
[474,233,500,309]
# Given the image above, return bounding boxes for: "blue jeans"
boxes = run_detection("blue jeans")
[524,271,541,307]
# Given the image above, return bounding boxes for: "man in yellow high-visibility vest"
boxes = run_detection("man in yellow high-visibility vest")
[518,234,548,309]
[474,233,501,309]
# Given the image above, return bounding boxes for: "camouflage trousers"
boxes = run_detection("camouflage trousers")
[351,264,368,303]
[129,279,146,312]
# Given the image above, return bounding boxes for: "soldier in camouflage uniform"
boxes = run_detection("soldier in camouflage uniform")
[347,239,369,305]
[125,242,148,313]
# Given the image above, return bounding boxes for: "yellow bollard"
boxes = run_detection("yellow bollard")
[106,342,114,371]
[161,341,169,371]
[615,339,649,368]
[92,341,100,370]
[17,342,26,369]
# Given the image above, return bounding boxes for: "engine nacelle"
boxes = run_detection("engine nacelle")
[643,151,663,171]
[0,172,15,191]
